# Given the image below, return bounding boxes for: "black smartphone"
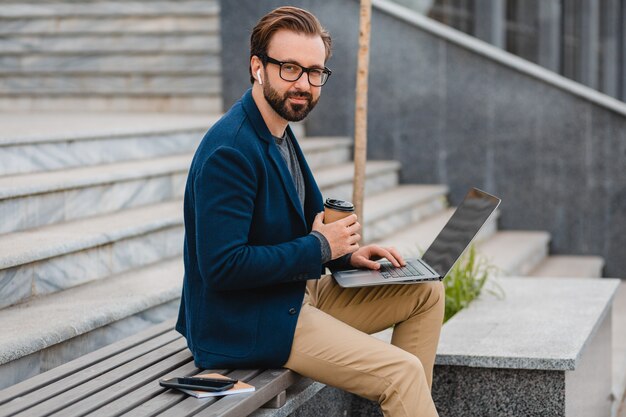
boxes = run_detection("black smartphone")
[159,376,236,392]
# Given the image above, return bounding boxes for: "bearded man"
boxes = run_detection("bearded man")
[176,7,444,417]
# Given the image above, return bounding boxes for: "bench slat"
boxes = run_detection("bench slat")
[196,369,299,417]
[157,369,261,417]
[87,361,202,416]
[0,318,176,408]
[115,365,225,417]
[51,347,193,416]
[14,338,187,417]
[0,330,180,417]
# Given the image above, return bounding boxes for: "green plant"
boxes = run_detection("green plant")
[442,245,503,323]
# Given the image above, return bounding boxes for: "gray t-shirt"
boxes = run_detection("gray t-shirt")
[273,131,331,264]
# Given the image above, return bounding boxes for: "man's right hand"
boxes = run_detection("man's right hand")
[312,212,361,260]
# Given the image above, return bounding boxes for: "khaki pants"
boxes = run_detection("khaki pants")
[284,275,444,417]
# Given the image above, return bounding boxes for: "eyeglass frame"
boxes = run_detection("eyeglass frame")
[257,54,332,87]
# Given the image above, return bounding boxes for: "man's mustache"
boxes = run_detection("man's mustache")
[286,91,312,101]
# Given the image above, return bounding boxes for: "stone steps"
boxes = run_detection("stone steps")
[0,200,183,309]
[0,116,347,176]
[0,52,221,74]
[0,74,222,95]
[0,15,217,35]
[315,160,402,201]
[0,95,222,113]
[0,257,183,390]
[0,1,218,18]
[0,1,220,112]
[478,231,551,277]
[0,114,214,176]
[362,184,448,243]
[0,33,218,54]
[528,255,605,278]
[0,154,189,234]
[0,136,354,233]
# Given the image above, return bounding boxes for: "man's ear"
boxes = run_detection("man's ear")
[251,56,263,84]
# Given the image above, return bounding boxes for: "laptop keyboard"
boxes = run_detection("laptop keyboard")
[380,262,425,279]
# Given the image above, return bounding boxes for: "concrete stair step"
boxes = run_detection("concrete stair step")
[0,1,218,18]
[0,95,222,113]
[299,136,352,170]
[0,33,219,54]
[0,136,356,233]
[0,73,221,95]
[373,207,499,258]
[0,113,218,176]
[0,201,183,309]
[477,231,551,277]
[527,255,605,278]
[0,154,191,234]
[0,15,217,36]
[362,184,448,243]
[314,160,402,202]
[0,121,348,176]
[0,52,221,74]
[0,258,183,388]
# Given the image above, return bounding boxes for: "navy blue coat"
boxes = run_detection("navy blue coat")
[176,89,337,369]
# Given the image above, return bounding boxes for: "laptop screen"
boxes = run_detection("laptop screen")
[421,188,501,278]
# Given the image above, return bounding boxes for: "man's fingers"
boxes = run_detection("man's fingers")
[348,233,361,245]
[339,213,358,226]
[378,248,401,267]
[387,247,406,266]
[363,259,381,270]
[346,221,361,234]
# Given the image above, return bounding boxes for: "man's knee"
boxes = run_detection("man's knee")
[391,351,427,383]
[410,281,445,313]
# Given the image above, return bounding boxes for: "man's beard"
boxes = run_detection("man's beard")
[263,80,319,122]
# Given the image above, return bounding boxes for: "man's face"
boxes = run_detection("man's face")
[261,29,326,122]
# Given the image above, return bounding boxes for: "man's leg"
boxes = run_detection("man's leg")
[284,303,439,417]
[309,275,445,387]
[284,277,444,417]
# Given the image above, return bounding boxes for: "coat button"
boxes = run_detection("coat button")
[288,308,297,315]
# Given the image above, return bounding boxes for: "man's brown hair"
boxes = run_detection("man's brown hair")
[249,6,332,84]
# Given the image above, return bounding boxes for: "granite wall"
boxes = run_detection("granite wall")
[220,0,626,277]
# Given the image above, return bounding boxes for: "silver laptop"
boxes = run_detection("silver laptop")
[333,188,501,288]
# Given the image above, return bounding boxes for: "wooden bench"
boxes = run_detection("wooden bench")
[0,319,302,417]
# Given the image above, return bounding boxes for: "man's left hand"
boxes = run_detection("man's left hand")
[350,245,406,270]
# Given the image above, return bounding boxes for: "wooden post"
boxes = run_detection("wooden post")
[353,0,372,227]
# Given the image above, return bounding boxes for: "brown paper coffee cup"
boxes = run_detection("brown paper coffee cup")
[323,198,355,224]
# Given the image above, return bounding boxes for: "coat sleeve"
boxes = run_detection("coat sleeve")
[193,146,322,291]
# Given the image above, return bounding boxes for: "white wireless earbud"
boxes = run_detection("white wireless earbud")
[256,69,263,85]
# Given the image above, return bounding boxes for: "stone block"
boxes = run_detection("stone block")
[0,16,218,35]
[432,277,618,416]
[0,95,222,113]
[0,33,219,54]
[0,53,221,74]
[0,74,221,95]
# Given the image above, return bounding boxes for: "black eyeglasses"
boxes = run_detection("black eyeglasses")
[260,55,332,87]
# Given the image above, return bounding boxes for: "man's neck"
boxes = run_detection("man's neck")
[252,84,288,138]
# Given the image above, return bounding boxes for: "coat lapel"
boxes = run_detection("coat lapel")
[241,90,307,231]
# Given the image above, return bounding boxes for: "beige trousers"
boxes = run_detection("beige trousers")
[284,275,444,417]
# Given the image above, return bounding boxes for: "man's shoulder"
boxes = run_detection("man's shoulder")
[191,100,262,169]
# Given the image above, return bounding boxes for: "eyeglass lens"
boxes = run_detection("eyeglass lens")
[280,63,328,86]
